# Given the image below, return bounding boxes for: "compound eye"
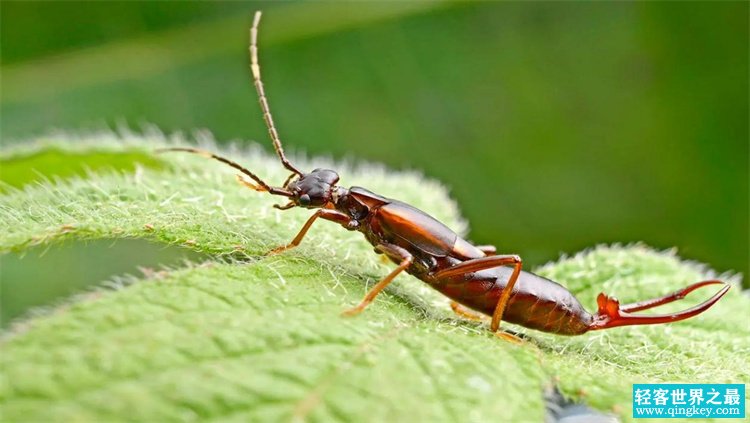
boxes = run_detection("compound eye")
[298,194,311,206]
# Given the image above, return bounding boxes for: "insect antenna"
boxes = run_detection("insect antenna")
[156,147,293,197]
[250,11,304,177]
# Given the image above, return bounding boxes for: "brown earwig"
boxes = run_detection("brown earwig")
[159,11,729,340]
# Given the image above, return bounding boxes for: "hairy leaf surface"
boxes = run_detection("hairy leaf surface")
[1,136,747,422]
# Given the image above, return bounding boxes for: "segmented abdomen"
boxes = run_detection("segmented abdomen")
[429,266,593,335]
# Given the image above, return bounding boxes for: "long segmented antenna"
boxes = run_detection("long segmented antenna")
[250,11,304,177]
[156,147,293,198]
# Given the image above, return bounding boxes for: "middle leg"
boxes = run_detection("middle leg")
[342,244,413,316]
[268,209,354,255]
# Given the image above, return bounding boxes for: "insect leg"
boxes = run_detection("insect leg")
[282,172,297,188]
[450,301,489,322]
[268,209,354,255]
[432,254,523,332]
[342,244,413,316]
[431,255,521,278]
[450,301,522,344]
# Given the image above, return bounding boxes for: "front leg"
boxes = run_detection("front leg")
[269,209,357,255]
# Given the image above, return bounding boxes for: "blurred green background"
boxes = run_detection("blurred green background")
[1,1,747,322]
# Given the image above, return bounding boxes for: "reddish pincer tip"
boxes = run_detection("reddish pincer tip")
[590,280,730,331]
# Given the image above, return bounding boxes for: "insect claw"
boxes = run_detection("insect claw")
[266,246,286,256]
[341,306,365,317]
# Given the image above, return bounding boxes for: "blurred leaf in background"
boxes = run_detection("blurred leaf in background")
[1,0,747,294]
[0,239,203,325]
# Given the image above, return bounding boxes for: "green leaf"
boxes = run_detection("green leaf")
[0,142,161,192]
[1,135,747,422]
[1,260,544,422]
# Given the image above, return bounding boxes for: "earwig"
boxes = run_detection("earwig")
[159,11,729,340]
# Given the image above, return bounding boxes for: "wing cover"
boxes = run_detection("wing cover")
[377,201,458,257]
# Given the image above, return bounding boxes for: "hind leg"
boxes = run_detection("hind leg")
[433,254,523,333]
[450,301,489,322]
[449,302,523,344]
